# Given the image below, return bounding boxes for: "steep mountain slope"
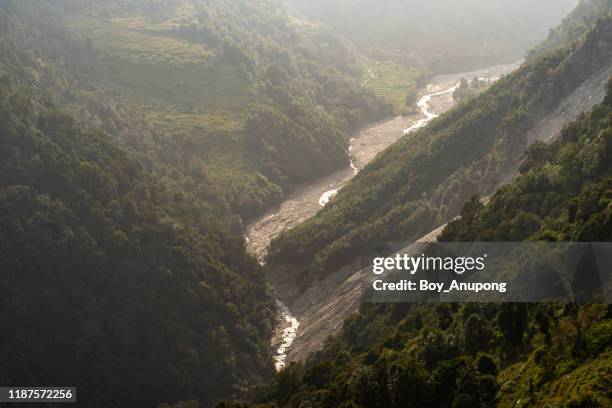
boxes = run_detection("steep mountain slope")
[267,13,612,306]
[231,73,612,408]
[0,5,276,407]
[528,0,612,60]
[288,0,577,73]
[439,93,612,244]
[46,0,392,221]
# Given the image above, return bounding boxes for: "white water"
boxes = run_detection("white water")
[257,62,520,371]
[273,301,300,371]
[402,84,458,134]
[317,83,459,207]
[318,138,359,206]
[318,189,339,206]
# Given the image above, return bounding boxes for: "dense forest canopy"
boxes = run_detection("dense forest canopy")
[287,0,578,73]
[226,66,612,408]
[42,0,392,221]
[267,12,612,289]
[0,2,284,406]
[1,1,610,407]
[0,0,394,223]
[249,4,612,407]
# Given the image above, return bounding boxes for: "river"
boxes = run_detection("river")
[246,61,521,371]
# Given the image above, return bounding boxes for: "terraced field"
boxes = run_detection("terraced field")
[70,16,214,62]
[69,16,251,111]
[63,3,400,220]
[361,58,420,112]
[67,10,265,214]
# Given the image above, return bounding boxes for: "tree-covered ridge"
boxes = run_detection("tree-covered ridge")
[267,14,612,286]
[440,82,612,243]
[0,7,277,408]
[527,0,612,61]
[40,0,392,220]
[222,78,612,408]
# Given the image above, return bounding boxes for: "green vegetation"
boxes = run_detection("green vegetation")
[360,58,421,113]
[452,77,490,103]
[221,72,612,408]
[0,3,279,407]
[241,300,611,407]
[57,0,392,221]
[0,2,393,404]
[439,89,612,243]
[267,14,612,286]
[1,1,609,407]
[528,0,612,61]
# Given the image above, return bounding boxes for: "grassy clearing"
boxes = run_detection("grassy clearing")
[67,11,271,213]
[146,109,280,213]
[95,58,252,111]
[65,7,391,217]
[360,58,419,112]
[146,110,253,168]
[70,16,213,63]
[69,15,252,111]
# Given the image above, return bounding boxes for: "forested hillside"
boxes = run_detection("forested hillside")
[35,0,391,220]
[228,76,612,408]
[267,13,612,290]
[528,0,612,60]
[0,5,393,401]
[0,4,278,407]
[288,0,577,74]
[439,90,612,243]
[2,1,609,407]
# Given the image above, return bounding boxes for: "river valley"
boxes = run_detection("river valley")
[246,61,522,370]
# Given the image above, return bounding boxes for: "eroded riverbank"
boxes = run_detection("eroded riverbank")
[246,61,521,370]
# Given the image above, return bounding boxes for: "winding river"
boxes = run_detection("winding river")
[246,61,521,371]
